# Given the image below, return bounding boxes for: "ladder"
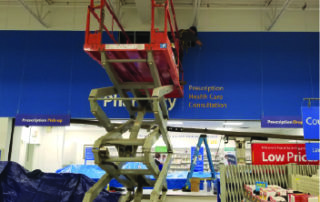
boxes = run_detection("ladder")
[83,0,182,201]
[184,134,216,190]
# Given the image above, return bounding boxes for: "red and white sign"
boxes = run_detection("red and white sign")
[252,143,320,165]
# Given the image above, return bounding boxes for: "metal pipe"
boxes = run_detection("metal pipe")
[303,98,320,100]
[126,5,319,11]
[267,0,294,31]
[4,2,318,11]
[7,119,15,161]
[103,156,145,162]
[69,119,318,141]
[16,0,48,28]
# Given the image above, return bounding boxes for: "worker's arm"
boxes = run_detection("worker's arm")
[196,39,203,47]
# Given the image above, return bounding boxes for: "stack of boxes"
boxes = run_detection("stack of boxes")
[260,186,288,201]
[244,184,319,202]
[288,194,319,202]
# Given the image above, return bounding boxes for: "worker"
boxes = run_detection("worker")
[161,154,167,164]
[178,26,203,66]
[154,152,163,171]
[170,26,202,85]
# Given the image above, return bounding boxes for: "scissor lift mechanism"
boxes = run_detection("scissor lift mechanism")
[83,0,182,201]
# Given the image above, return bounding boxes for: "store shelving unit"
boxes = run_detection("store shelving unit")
[169,148,224,172]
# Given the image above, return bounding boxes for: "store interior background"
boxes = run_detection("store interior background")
[0,0,318,181]
[7,120,304,173]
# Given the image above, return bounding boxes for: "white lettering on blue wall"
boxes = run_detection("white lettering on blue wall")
[103,94,176,111]
[306,117,320,125]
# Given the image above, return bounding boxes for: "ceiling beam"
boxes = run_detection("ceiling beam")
[265,0,273,7]
[267,0,294,31]
[45,0,54,6]
[17,0,48,28]
[119,3,319,11]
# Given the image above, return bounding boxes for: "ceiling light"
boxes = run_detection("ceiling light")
[215,127,232,131]
[288,140,305,143]
[168,121,183,125]
[65,125,85,130]
[112,120,127,124]
[223,122,243,126]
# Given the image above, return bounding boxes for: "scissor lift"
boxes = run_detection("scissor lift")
[83,0,182,201]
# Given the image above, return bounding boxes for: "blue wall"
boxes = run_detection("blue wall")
[0,31,318,119]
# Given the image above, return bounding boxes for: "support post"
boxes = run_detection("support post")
[288,164,293,188]
[220,165,227,202]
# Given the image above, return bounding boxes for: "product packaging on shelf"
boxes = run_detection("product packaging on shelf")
[270,196,286,202]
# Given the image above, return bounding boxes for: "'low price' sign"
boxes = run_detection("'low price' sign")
[251,144,319,165]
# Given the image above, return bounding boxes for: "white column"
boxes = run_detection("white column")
[31,127,65,172]
[0,118,13,161]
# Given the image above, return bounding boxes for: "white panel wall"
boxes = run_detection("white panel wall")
[0,118,12,161]
[62,127,105,165]
[31,127,65,172]
[0,4,318,31]
[11,126,65,172]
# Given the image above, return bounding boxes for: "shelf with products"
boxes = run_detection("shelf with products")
[169,147,226,171]
[169,148,191,171]
[169,168,189,171]
[171,163,190,165]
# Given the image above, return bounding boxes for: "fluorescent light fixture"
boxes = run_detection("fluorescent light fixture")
[288,140,305,143]
[168,121,183,125]
[223,122,243,126]
[215,127,232,131]
[65,124,102,131]
[112,120,126,123]
[65,125,85,130]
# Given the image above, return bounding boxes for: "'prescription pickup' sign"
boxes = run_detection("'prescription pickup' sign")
[15,114,70,126]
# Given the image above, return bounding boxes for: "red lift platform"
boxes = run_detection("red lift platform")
[83,1,183,202]
[84,0,183,98]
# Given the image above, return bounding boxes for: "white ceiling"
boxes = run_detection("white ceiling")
[0,0,317,31]
[124,0,319,10]
[0,0,318,10]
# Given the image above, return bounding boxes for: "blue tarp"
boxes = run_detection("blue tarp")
[0,161,121,202]
[56,164,220,190]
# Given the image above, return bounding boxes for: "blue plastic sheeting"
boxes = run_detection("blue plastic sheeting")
[56,165,106,179]
[0,161,120,202]
[56,164,220,190]
[122,162,148,170]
